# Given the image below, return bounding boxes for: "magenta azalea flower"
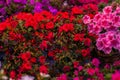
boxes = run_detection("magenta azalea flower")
[92,58,100,67]
[112,71,120,80]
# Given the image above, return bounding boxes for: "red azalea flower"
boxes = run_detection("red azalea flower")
[7,20,18,30]
[88,14,94,19]
[41,10,53,19]
[46,32,54,40]
[63,66,70,72]
[73,61,79,68]
[70,15,75,22]
[30,57,36,63]
[59,23,74,32]
[46,22,54,29]
[87,68,95,76]
[28,20,38,30]
[84,38,91,46]
[22,62,32,71]
[62,12,69,19]
[39,65,48,74]
[89,3,98,12]
[48,51,55,57]
[10,70,16,79]
[20,52,31,61]
[0,22,7,32]
[39,32,44,39]
[17,73,22,80]
[34,12,44,22]
[40,40,48,50]
[72,6,83,15]
[39,56,46,64]
[74,33,84,41]
[81,48,90,57]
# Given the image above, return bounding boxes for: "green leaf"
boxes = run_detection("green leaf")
[105,73,112,79]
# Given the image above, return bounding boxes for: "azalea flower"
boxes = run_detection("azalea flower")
[21,75,34,80]
[112,71,120,80]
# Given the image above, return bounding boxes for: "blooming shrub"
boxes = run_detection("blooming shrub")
[0,0,58,22]
[0,1,120,80]
[0,0,112,22]
[0,6,98,79]
[83,6,120,54]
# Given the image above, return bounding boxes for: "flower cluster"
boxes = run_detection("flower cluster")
[66,0,108,6]
[0,1,120,80]
[0,6,97,79]
[0,0,110,22]
[83,6,120,54]
[56,58,120,80]
[0,0,58,22]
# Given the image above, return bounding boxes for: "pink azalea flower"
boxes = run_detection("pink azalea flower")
[96,40,104,50]
[57,74,67,80]
[74,70,79,76]
[92,58,100,67]
[112,71,120,80]
[78,66,83,71]
[87,68,95,76]
[103,46,112,54]
[93,13,102,23]
[73,77,79,80]
[104,64,110,69]
[115,7,120,14]
[83,15,91,24]
[103,6,112,14]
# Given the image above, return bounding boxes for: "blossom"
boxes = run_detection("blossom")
[84,6,120,54]
[87,68,95,76]
[48,6,58,14]
[21,75,34,80]
[72,6,83,15]
[39,56,46,64]
[0,21,7,32]
[103,6,112,14]
[73,77,79,80]
[83,15,91,24]
[63,66,70,72]
[112,71,120,80]
[10,70,16,79]
[59,23,74,32]
[46,22,54,29]
[84,38,91,46]
[73,61,79,68]
[33,2,43,12]
[74,70,79,76]
[57,74,67,80]
[81,48,90,57]
[20,52,31,61]
[21,62,32,71]
[115,7,120,14]
[40,40,48,50]
[39,65,48,74]
[78,66,83,71]
[92,58,100,67]
[104,64,110,69]
[40,73,50,78]
[93,13,102,23]
[30,57,36,63]
[29,0,35,5]
[74,33,84,42]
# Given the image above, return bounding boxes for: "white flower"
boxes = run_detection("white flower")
[2,76,8,80]
[21,75,34,80]
[63,1,68,6]
[40,72,50,78]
